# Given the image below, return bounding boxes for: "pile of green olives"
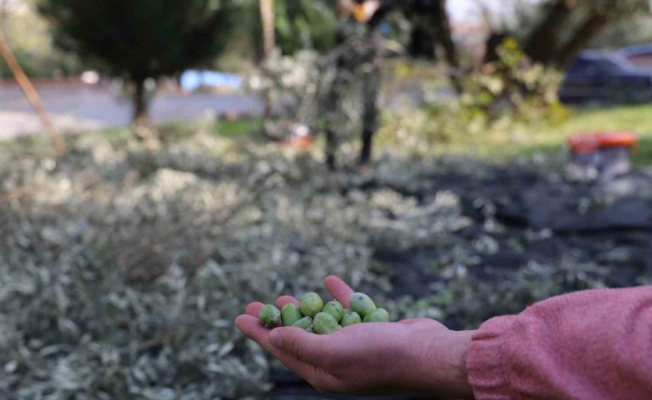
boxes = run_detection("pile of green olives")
[259,292,389,334]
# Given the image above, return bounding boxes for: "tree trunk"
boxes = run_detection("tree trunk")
[359,54,381,166]
[326,129,337,171]
[259,0,275,120]
[556,14,609,69]
[523,0,574,65]
[359,74,380,165]
[133,79,149,125]
[358,21,384,166]
[432,0,463,93]
[409,26,437,60]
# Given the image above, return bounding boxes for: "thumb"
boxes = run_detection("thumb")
[269,327,331,365]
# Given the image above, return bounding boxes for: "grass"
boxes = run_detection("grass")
[152,118,264,141]
[7,104,652,166]
[382,103,652,166]
[215,118,264,138]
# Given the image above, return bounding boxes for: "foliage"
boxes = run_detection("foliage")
[378,102,652,167]
[245,49,366,143]
[0,1,85,79]
[459,38,566,123]
[520,0,651,68]
[39,0,236,80]
[217,0,338,69]
[591,16,652,49]
[0,123,650,398]
[275,0,338,55]
[0,132,372,399]
[379,38,568,155]
[37,0,238,121]
[0,44,83,79]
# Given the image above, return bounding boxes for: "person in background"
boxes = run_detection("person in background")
[236,276,652,399]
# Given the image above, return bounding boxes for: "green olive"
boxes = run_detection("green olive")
[349,293,376,318]
[313,312,341,335]
[292,316,313,331]
[259,305,281,328]
[281,304,304,327]
[299,292,324,318]
[322,300,344,323]
[341,310,362,327]
[363,308,390,323]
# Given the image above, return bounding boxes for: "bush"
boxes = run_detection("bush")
[378,38,571,155]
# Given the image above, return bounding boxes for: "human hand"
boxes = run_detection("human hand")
[235,276,475,399]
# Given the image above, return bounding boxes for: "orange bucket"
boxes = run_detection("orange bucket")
[568,131,638,154]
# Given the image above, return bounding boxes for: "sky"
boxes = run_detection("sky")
[447,0,545,24]
[447,0,479,23]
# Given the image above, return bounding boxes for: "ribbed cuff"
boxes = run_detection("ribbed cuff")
[466,316,518,400]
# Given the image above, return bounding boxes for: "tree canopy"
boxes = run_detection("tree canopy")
[522,0,651,68]
[38,0,238,121]
[275,0,339,55]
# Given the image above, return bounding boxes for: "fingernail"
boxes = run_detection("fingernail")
[269,330,282,349]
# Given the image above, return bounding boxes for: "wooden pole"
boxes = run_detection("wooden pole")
[0,36,66,153]
[259,0,275,120]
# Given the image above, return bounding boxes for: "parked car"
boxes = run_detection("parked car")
[618,43,652,69]
[559,50,652,104]
[179,70,243,92]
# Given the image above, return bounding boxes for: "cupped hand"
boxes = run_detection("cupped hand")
[235,276,475,399]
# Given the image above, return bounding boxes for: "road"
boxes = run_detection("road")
[0,85,264,140]
[0,84,439,140]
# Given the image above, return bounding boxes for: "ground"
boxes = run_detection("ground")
[377,103,652,166]
[0,105,651,399]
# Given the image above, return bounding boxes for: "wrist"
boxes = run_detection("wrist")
[449,330,475,399]
[413,329,476,399]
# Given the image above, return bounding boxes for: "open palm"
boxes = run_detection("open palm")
[235,276,474,398]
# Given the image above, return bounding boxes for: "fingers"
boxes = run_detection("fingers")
[248,297,299,318]
[276,296,300,309]
[246,302,265,317]
[268,327,335,366]
[398,319,423,325]
[236,316,343,393]
[324,276,354,308]
[235,315,318,378]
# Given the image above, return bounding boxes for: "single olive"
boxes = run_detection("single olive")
[322,300,344,323]
[292,316,313,331]
[313,312,341,335]
[341,310,362,327]
[299,292,324,318]
[363,308,390,323]
[281,304,304,327]
[259,305,281,328]
[349,293,376,318]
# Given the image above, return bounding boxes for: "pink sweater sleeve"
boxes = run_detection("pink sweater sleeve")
[466,286,652,400]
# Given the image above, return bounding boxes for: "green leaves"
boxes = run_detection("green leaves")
[38,0,239,80]
[274,0,338,55]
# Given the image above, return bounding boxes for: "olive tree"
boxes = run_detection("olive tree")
[38,0,237,125]
[522,0,651,68]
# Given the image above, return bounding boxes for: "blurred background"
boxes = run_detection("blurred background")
[1,0,652,399]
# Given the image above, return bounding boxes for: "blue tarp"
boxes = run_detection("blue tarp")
[180,70,243,91]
